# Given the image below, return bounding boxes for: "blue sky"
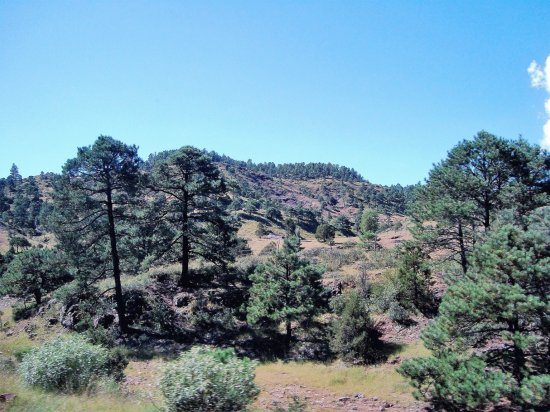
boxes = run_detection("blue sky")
[1,1,549,185]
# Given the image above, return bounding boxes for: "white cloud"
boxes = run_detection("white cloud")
[528,60,546,89]
[528,55,550,149]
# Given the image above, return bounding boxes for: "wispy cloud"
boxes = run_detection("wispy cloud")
[528,55,550,148]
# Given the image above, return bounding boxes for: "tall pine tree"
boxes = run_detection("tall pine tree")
[412,131,549,273]
[147,146,238,287]
[51,136,141,333]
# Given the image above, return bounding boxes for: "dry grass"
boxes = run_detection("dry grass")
[256,362,412,404]
[124,359,164,402]
[0,223,9,253]
[239,218,362,256]
[0,375,158,412]
[255,341,429,405]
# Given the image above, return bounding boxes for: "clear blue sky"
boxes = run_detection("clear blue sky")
[1,1,549,185]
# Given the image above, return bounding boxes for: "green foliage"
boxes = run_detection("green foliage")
[359,208,379,242]
[51,135,142,333]
[148,146,239,286]
[159,346,260,412]
[247,236,327,351]
[256,222,268,237]
[205,152,364,181]
[394,241,437,315]
[6,163,22,192]
[411,131,549,273]
[11,302,37,321]
[12,176,42,232]
[399,207,550,411]
[315,223,335,243]
[244,200,259,214]
[330,291,383,363]
[265,206,283,221]
[19,335,123,392]
[332,215,353,236]
[0,248,69,305]
[398,350,509,411]
[9,235,31,253]
[284,218,297,235]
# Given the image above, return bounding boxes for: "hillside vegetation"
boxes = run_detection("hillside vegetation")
[0,131,549,411]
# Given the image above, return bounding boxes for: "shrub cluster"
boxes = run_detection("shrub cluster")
[159,346,260,411]
[19,335,125,392]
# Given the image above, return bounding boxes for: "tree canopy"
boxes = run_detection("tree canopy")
[148,146,239,286]
[412,131,550,273]
[247,236,327,352]
[399,207,550,411]
[51,136,142,333]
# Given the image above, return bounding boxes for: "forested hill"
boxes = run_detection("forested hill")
[146,149,418,216]
[146,149,365,181]
[0,147,417,244]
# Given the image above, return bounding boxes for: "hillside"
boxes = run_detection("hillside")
[0,154,415,253]
[1,134,547,412]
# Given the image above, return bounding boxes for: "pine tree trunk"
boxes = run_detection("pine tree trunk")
[34,291,42,305]
[180,193,189,287]
[285,318,292,354]
[458,220,468,273]
[106,187,128,334]
[180,235,189,287]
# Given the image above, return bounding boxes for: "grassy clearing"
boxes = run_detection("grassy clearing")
[0,375,158,412]
[97,271,156,291]
[0,333,35,360]
[256,362,412,404]
[390,340,430,359]
[255,341,428,405]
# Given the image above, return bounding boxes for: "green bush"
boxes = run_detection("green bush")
[160,346,260,411]
[19,335,124,392]
[12,302,36,321]
[330,291,383,363]
[315,223,335,243]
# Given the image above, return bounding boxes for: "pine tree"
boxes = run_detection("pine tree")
[0,178,9,214]
[411,131,549,274]
[247,236,326,353]
[9,235,31,253]
[315,223,335,243]
[6,163,22,192]
[330,290,383,363]
[51,136,141,333]
[148,146,239,287]
[394,241,437,315]
[359,208,379,243]
[0,248,69,305]
[255,222,268,237]
[399,207,550,411]
[11,176,42,232]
